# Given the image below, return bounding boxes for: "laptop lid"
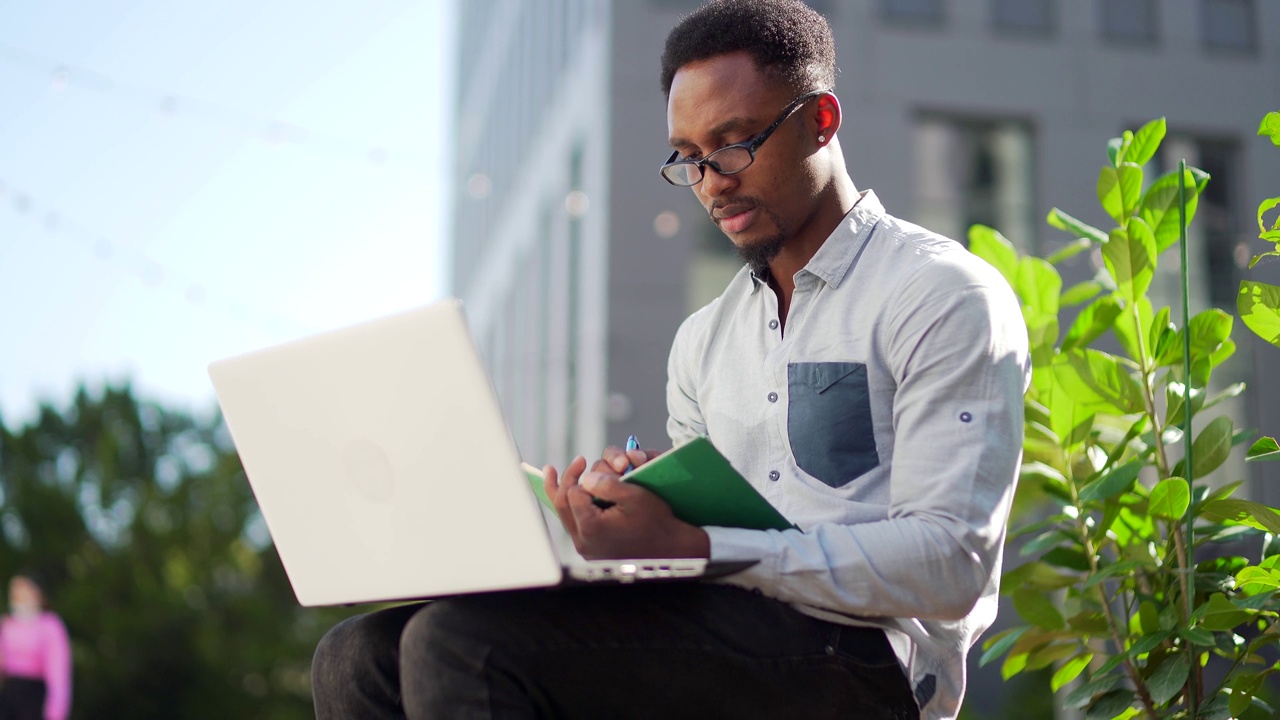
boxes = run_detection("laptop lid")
[208,299,564,606]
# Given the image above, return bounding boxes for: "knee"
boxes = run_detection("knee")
[399,600,490,676]
[312,613,389,693]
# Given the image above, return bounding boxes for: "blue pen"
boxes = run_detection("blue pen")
[624,434,640,473]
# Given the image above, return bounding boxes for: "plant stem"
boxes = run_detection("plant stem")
[1178,158,1200,718]
[1071,473,1159,718]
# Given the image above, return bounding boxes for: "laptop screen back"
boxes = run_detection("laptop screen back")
[208,300,563,606]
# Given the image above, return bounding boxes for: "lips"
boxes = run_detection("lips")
[712,203,757,234]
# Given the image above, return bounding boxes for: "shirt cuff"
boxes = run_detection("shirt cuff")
[706,526,778,567]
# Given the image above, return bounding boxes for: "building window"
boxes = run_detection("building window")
[1100,0,1159,45]
[993,0,1055,36]
[882,0,944,26]
[1201,0,1257,55]
[913,115,1037,255]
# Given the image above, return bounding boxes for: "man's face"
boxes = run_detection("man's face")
[666,52,816,265]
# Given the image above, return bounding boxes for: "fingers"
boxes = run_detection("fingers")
[601,445,661,473]
[601,445,630,473]
[580,470,621,498]
[550,455,587,536]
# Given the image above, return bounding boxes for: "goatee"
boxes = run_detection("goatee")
[734,234,786,274]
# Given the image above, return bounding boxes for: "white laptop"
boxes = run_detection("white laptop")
[207,298,754,607]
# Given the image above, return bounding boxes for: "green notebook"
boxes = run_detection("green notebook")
[522,436,796,532]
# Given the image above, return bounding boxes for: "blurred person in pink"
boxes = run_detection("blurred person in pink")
[0,573,71,720]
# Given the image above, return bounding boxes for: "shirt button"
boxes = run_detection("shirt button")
[767,392,778,403]
[768,470,780,481]
[768,319,779,330]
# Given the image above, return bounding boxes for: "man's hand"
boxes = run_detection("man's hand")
[543,448,709,560]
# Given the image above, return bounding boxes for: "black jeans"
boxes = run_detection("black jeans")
[311,583,919,719]
[0,677,46,720]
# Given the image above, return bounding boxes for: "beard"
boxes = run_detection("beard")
[734,231,787,273]
[716,200,788,273]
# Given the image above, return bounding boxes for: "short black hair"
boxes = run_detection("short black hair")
[660,0,836,98]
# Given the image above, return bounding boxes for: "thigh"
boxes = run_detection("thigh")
[402,583,917,720]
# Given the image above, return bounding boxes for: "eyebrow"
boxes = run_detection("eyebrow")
[668,116,758,150]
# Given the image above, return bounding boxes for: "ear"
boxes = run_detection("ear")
[812,93,842,146]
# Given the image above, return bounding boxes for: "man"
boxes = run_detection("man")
[311,1,1028,718]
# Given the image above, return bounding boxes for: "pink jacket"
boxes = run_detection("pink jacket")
[1,612,72,720]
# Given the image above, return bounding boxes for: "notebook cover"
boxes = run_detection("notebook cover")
[523,437,795,531]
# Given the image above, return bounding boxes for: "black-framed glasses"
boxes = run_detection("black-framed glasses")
[659,88,831,187]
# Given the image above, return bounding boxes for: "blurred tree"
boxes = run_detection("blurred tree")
[0,383,358,719]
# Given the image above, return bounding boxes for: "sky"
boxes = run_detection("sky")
[0,0,454,426]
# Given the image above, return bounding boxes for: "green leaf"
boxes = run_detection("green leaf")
[1187,416,1234,479]
[1016,256,1062,324]
[968,224,1018,288]
[1131,628,1172,655]
[1126,118,1166,166]
[1147,652,1190,705]
[1200,593,1253,631]
[1021,529,1075,557]
[1067,611,1110,634]
[1002,561,1080,591]
[1149,477,1189,519]
[1013,587,1065,629]
[1165,381,1205,430]
[1112,296,1153,364]
[1061,280,1103,307]
[1259,197,1280,234]
[1062,295,1122,351]
[979,626,1028,667]
[1148,305,1171,354]
[1249,250,1280,269]
[1140,166,1208,253]
[1098,166,1125,225]
[1178,626,1215,646]
[1236,566,1280,595]
[1083,559,1147,589]
[1103,218,1156,304]
[1026,642,1079,670]
[1054,349,1145,416]
[1085,689,1135,720]
[1118,163,1143,216]
[1106,136,1124,167]
[1021,461,1067,487]
[1040,368,1096,450]
[1164,308,1234,370]
[1247,436,1280,463]
[1079,460,1142,502]
[1064,673,1123,708]
[1047,208,1109,245]
[1051,652,1094,692]
[1238,280,1280,348]
[1202,499,1280,534]
[1046,237,1095,265]
[1041,547,1090,572]
[1203,382,1246,412]
[1259,111,1280,141]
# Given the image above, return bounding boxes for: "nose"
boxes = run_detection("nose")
[697,164,738,199]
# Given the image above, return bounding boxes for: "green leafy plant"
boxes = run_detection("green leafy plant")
[972,117,1280,719]
[1238,109,1280,349]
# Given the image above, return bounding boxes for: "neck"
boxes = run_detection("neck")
[766,170,858,318]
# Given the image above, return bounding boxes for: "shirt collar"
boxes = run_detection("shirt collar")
[748,189,885,293]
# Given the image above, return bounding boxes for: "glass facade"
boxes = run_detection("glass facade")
[913,115,1037,254]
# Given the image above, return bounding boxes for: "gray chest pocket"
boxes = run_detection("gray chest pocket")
[787,362,879,488]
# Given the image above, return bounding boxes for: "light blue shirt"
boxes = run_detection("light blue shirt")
[666,190,1031,720]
